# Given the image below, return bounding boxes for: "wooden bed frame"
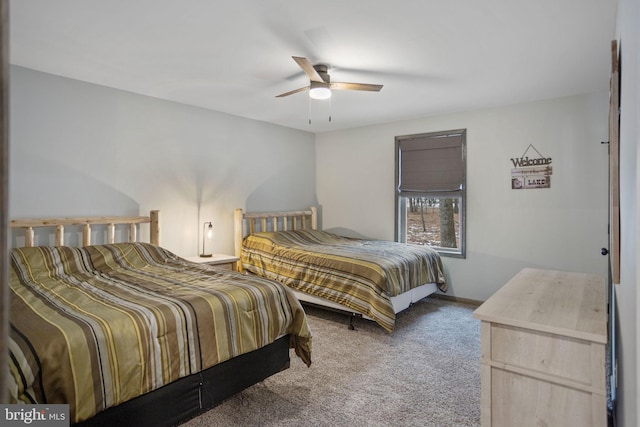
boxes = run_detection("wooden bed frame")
[10,210,161,247]
[9,210,292,427]
[234,207,438,327]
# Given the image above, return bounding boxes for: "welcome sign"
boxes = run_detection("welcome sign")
[510,145,552,189]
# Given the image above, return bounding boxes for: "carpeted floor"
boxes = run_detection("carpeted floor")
[182,297,481,427]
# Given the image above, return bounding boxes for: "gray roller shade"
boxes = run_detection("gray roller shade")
[398,133,464,195]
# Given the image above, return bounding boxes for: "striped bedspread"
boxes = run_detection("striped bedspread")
[241,229,447,332]
[8,243,312,423]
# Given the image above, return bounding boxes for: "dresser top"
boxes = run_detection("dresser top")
[473,268,607,343]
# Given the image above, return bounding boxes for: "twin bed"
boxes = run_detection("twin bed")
[8,211,311,426]
[234,207,447,332]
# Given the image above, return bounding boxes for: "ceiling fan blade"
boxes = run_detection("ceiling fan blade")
[292,56,324,82]
[331,82,383,92]
[275,86,310,98]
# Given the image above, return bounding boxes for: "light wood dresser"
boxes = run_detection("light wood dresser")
[473,268,608,426]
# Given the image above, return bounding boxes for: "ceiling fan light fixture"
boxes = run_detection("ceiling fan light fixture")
[309,81,331,100]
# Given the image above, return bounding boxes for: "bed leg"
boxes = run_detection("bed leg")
[348,314,357,330]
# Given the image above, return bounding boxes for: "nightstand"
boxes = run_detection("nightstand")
[183,254,240,271]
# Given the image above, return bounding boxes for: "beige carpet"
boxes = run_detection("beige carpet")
[183,297,481,427]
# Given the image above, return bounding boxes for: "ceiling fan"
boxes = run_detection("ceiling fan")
[276,56,383,100]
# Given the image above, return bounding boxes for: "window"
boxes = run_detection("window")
[395,129,466,258]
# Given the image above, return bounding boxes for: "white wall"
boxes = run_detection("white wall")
[614,0,639,424]
[9,66,317,257]
[316,92,610,301]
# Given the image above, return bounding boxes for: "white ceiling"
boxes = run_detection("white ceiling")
[9,0,618,133]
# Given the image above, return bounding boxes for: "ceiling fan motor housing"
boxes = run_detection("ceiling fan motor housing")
[313,64,330,83]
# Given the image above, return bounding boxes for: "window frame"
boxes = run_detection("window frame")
[394,129,467,259]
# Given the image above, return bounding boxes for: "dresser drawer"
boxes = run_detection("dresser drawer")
[488,323,605,388]
[489,367,605,427]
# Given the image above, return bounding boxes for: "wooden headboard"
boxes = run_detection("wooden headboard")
[233,207,317,261]
[10,210,160,247]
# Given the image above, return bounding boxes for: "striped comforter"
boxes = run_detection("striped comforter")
[241,229,447,332]
[8,243,312,423]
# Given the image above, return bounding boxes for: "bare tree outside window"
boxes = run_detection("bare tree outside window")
[405,197,460,248]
